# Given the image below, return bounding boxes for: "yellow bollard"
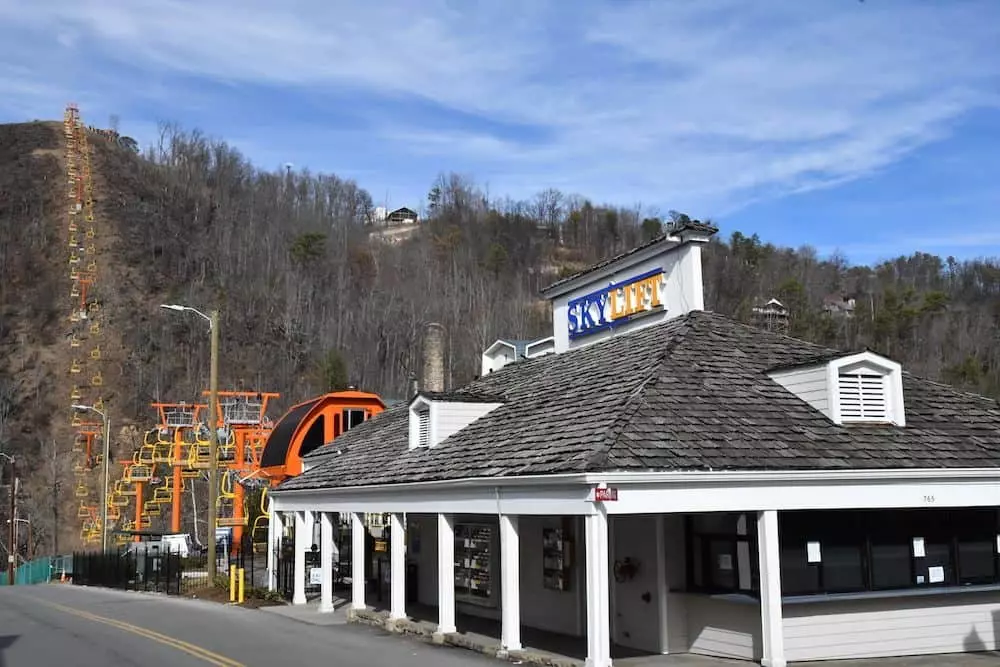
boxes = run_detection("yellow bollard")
[238,568,245,604]
[229,564,237,603]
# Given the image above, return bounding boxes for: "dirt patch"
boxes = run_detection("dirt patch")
[181,584,287,609]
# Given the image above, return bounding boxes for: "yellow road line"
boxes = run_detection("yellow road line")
[28,596,245,667]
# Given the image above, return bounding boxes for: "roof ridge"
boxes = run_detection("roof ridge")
[581,316,696,470]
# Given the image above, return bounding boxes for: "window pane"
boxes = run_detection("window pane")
[959,540,995,584]
[871,543,911,589]
[708,539,736,590]
[780,544,819,595]
[823,544,865,592]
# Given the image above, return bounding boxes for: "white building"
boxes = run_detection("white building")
[480,336,555,375]
[269,221,1000,667]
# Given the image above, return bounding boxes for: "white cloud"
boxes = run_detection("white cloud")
[0,0,998,215]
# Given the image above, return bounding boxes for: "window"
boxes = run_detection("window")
[838,371,887,420]
[686,513,758,594]
[342,408,366,432]
[777,509,1000,597]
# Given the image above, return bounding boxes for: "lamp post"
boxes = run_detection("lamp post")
[1,452,13,585]
[72,404,110,552]
[160,304,220,580]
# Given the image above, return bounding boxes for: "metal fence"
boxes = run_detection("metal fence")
[0,556,60,586]
[71,534,269,597]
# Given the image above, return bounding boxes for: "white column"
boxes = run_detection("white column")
[293,511,308,605]
[585,509,612,667]
[436,513,456,635]
[758,510,786,667]
[655,516,670,654]
[499,514,521,652]
[389,512,406,620]
[267,509,283,592]
[319,512,334,613]
[351,512,366,610]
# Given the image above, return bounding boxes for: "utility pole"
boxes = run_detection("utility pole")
[7,457,15,585]
[207,309,220,581]
[159,304,220,580]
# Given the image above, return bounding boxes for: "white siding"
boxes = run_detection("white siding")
[434,401,503,446]
[769,365,830,417]
[684,596,761,660]
[784,593,1000,661]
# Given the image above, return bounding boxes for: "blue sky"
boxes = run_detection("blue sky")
[1,0,998,265]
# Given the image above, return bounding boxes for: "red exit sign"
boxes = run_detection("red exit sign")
[594,486,618,502]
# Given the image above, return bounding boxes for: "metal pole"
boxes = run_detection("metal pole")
[102,410,111,553]
[7,459,15,585]
[207,309,220,581]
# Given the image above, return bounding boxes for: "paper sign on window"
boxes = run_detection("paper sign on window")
[928,566,945,583]
[718,554,733,571]
[807,541,822,563]
[912,537,925,558]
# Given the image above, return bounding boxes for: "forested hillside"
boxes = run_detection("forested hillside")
[1,120,998,551]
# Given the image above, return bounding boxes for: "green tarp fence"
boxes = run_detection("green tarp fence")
[0,556,63,585]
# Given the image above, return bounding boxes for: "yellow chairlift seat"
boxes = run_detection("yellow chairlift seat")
[69,252,80,264]
[68,233,78,248]
[77,504,90,518]
[152,442,172,463]
[87,260,97,273]
[74,484,89,498]
[152,486,172,503]
[85,213,95,222]
[180,468,199,479]
[71,414,83,427]
[137,445,156,466]
[110,493,128,507]
[70,359,82,373]
[94,396,105,411]
[127,463,153,482]
[90,320,101,335]
[86,244,97,255]
[90,346,101,360]
[251,516,269,552]
[91,372,103,387]
[70,334,81,348]
[143,500,162,516]
[137,516,152,529]
[70,385,82,400]
[164,476,185,491]
[143,429,160,446]
[86,226,96,239]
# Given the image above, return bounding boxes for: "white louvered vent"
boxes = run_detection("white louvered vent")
[417,408,430,447]
[838,372,887,421]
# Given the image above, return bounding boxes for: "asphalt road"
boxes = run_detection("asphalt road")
[0,584,497,667]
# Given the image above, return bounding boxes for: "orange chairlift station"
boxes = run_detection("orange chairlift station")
[258,389,387,485]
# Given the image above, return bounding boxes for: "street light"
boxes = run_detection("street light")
[160,303,220,580]
[72,403,111,553]
[7,518,31,561]
[1,452,13,585]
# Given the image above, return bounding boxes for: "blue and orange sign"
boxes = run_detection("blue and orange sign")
[567,269,667,339]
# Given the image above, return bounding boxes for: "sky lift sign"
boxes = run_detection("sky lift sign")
[567,269,667,339]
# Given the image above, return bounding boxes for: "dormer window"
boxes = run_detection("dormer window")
[768,351,905,427]
[408,391,505,450]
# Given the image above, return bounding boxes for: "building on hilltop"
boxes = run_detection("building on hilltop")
[269,221,1000,667]
[368,206,421,244]
[751,297,790,334]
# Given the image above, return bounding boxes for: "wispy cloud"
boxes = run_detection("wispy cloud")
[0,0,998,233]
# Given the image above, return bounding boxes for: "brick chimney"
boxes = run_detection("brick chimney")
[422,322,446,393]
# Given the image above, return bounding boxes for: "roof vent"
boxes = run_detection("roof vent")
[408,391,505,449]
[768,351,905,427]
[837,371,887,421]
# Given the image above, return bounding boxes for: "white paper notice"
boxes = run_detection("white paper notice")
[310,567,322,585]
[928,566,945,583]
[807,541,822,563]
[718,554,733,571]
[912,537,926,558]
